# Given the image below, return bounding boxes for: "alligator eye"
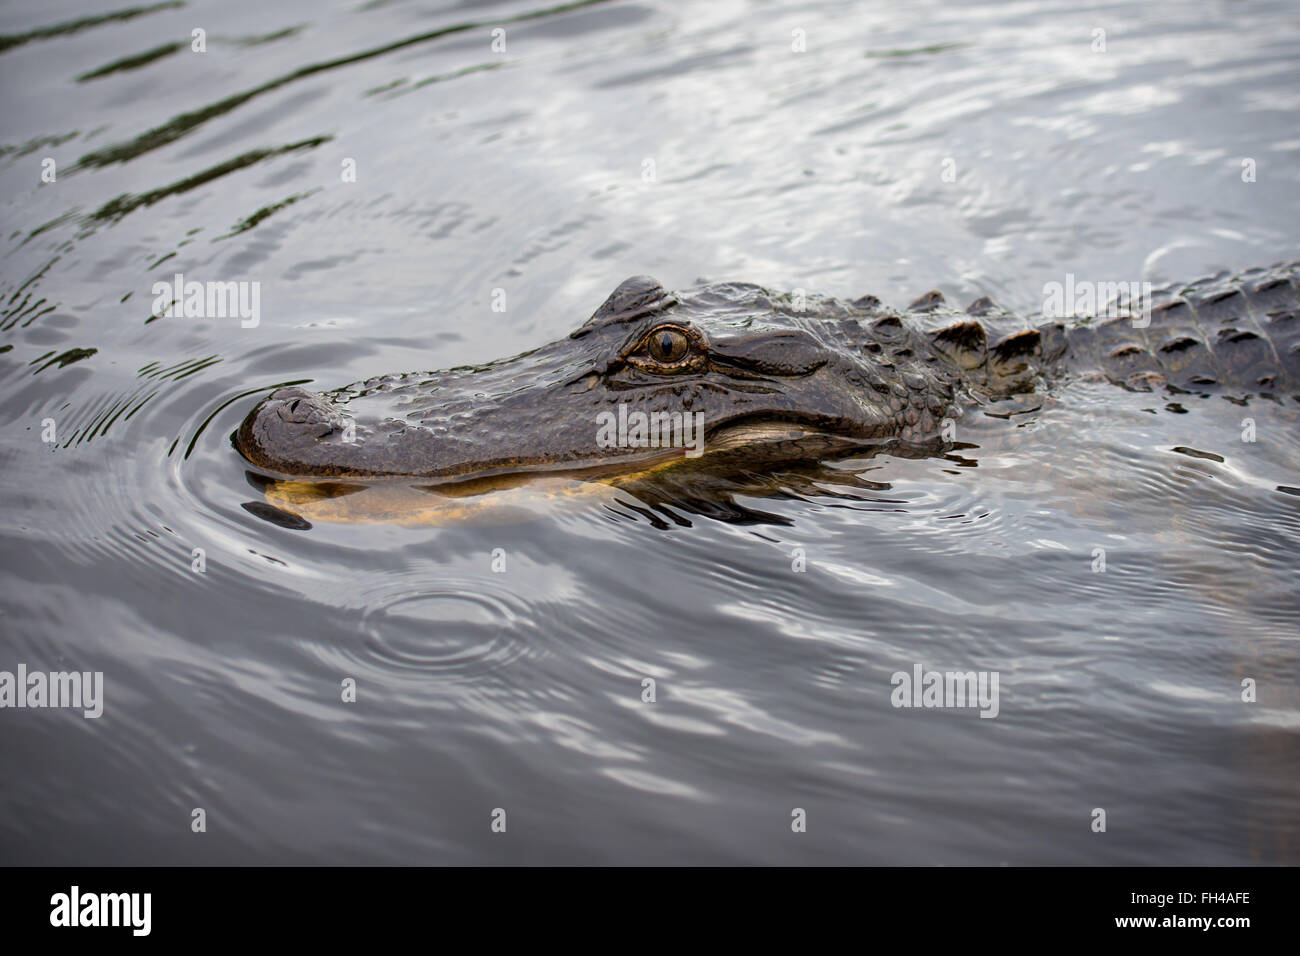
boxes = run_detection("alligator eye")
[647,326,690,363]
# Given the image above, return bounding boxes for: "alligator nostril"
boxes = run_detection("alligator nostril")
[275,393,330,426]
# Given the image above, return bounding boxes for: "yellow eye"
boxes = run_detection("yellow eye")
[647,326,690,363]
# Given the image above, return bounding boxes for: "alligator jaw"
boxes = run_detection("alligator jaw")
[236,390,893,484]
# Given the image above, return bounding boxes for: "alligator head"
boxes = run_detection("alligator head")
[235,276,973,481]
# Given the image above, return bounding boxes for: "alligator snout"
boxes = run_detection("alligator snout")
[238,386,350,474]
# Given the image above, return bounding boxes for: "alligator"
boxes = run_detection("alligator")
[236,265,1300,486]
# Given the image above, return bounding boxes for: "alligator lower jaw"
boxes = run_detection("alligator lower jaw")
[261,475,617,527]
[238,438,693,486]
[250,424,915,527]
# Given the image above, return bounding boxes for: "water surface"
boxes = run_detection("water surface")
[1,0,1297,864]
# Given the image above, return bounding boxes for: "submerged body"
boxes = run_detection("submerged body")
[236,266,1300,484]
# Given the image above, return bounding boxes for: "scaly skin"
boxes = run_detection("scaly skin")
[236,265,1300,480]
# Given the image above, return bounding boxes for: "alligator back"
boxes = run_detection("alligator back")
[1047,262,1300,394]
